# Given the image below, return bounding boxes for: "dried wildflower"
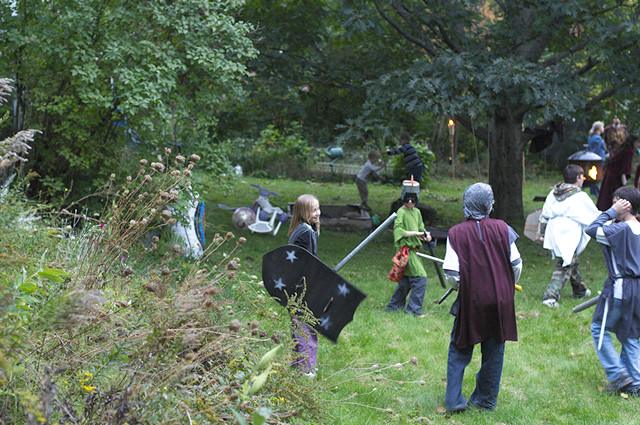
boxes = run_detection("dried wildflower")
[170,170,180,178]
[123,189,130,196]
[190,154,201,163]
[228,393,238,401]
[175,155,186,164]
[228,320,242,332]
[222,385,231,394]
[183,169,192,178]
[129,220,137,227]
[250,320,259,329]
[213,234,224,244]
[122,267,134,277]
[140,159,148,166]
[271,334,281,344]
[126,175,132,183]
[165,147,171,155]
[151,162,165,172]
[226,260,240,271]
[110,173,116,180]
[143,174,152,183]
[184,181,191,189]
[203,285,222,296]
[227,271,236,280]
[172,244,182,254]
[237,237,247,245]
[182,329,201,349]
[260,330,267,338]
[187,163,194,170]
[166,219,177,227]
[225,232,234,240]
[251,329,259,336]
[152,236,159,243]
[0,159,12,168]
[184,352,196,361]
[159,191,170,199]
[145,282,158,292]
[409,357,418,365]
[161,210,173,219]
[141,218,149,225]
[169,194,179,203]
[160,266,171,276]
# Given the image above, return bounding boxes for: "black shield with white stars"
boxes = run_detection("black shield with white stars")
[262,244,367,343]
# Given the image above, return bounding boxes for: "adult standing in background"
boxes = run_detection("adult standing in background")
[604,117,628,153]
[597,134,638,211]
[587,121,606,197]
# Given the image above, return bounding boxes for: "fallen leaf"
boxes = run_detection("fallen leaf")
[436,406,447,414]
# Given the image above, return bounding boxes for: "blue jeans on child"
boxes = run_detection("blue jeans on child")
[445,321,505,412]
[385,276,426,315]
[591,298,640,390]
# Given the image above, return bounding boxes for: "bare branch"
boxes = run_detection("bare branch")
[455,114,488,142]
[585,81,629,111]
[372,0,436,56]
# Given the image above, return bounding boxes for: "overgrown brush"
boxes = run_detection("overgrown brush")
[0,153,322,424]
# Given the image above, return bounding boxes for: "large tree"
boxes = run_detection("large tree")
[0,0,256,199]
[350,0,640,222]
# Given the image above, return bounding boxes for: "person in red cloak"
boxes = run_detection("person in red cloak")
[442,183,522,412]
[597,134,639,211]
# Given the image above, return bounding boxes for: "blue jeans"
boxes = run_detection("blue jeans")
[591,298,640,389]
[386,276,426,315]
[445,322,505,411]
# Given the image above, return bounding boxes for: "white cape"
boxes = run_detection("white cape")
[542,190,599,266]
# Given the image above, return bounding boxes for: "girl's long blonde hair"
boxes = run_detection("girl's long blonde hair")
[589,121,604,136]
[288,194,320,236]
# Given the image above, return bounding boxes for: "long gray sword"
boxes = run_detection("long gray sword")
[334,212,397,272]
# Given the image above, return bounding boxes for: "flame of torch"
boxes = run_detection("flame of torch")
[448,119,455,136]
[588,165,597,180]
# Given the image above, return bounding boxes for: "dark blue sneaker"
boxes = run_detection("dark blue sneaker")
[607,372,633,393]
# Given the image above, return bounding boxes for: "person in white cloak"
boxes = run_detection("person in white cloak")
[537,164,600,307]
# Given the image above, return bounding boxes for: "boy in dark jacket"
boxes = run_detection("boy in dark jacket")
[387,131,423,182]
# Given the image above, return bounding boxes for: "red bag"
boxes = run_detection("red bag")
[388,246,410,282]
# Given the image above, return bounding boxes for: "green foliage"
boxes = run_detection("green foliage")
[388,143,436,182]
[229,122,313,178]
[0,0,256,201]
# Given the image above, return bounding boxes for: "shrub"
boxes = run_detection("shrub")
[229,123,313,178]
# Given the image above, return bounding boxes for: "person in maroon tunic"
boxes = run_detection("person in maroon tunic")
[597,134,639,211]
[442,183,522,412]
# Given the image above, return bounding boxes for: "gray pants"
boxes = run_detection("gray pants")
[386,275,427,315]
[355,177,368,205]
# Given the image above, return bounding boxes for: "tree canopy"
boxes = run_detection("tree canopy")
[0,0,256,199]
[353,0,640,221]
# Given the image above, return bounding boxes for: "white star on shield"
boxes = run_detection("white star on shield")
[274,277,286,290]
[319,316,331,330]
[337,283,350,296]
[285,250,298,263]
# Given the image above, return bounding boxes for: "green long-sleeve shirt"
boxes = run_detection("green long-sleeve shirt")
[393,206,426,277]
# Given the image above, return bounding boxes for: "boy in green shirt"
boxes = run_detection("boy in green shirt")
[386,180,432,316]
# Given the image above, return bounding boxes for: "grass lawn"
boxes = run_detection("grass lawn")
[200,174,634,424]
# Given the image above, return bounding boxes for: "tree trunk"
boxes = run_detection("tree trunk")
[488,113,525,224]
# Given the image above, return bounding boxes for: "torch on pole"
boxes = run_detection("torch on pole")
[448,119,456,181]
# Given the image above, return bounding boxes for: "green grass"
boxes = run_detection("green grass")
[201,174,636,424]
